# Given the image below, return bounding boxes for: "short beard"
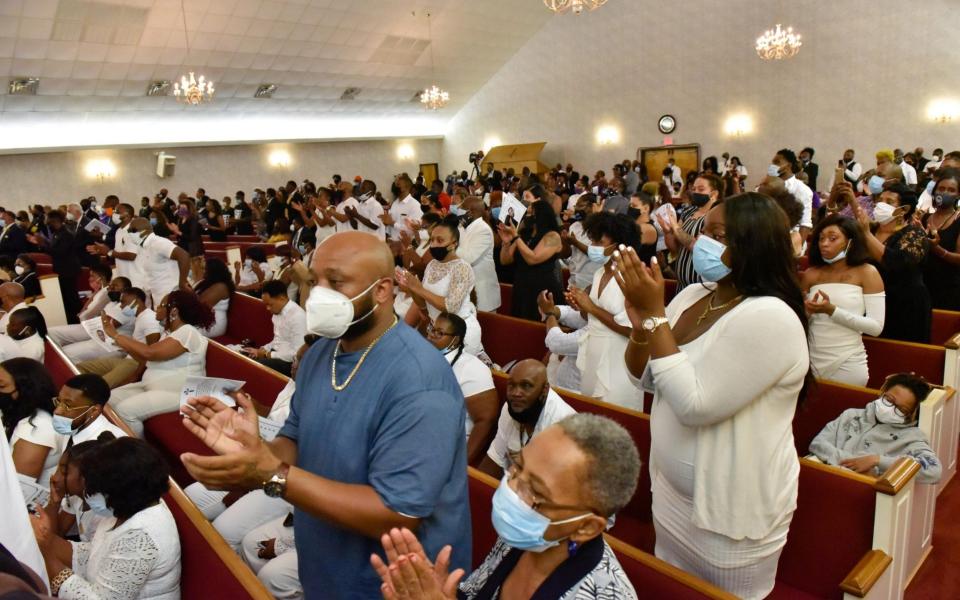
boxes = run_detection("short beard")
[343,295,378,339]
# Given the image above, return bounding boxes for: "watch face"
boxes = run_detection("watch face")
[263,482,283,498]
[658,115,676,134]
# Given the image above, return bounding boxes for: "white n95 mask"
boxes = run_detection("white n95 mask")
[305,279,382,338]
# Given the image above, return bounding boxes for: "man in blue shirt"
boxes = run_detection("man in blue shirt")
[181,231,471,598]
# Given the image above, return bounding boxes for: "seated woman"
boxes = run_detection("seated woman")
[13,254,41,297]
[0,306,47,362]
[371,414,640,599]
[801,214,885,386]
[30,437,181,600]
[426,312,498,466]
[809,372,942,484]
[0,357,60,485]
[44,436,116,542]
[194,258,234,338]
[106,290,214,436]
[235,246,273,297]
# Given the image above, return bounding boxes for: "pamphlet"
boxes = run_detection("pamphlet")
[498,193,526,226]
[179,376,245,410]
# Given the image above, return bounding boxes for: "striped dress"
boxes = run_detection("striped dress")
[673,211,706,292]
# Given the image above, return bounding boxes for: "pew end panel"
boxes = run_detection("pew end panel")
[35,274,67,327]
[930,309,960,346]
[941,335,960,494]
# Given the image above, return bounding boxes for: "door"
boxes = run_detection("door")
[639,145,700,191]
[419,163,439,186]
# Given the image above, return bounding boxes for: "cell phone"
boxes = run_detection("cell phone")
[835,167,845,185]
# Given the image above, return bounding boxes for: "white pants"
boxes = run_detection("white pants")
[48,324,88,347]
[241,517,302,599]
[64,340,124,364]
[212,489,291,552]
[110,372,187,437]
[184,482,230,521]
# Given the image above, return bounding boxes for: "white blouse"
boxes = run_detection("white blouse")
[10,410,64,487]
[445,350,494,436]
[144,324,208,381]
[422,258,476,322]
[62,502,181,600]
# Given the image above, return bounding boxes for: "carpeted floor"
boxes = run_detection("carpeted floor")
[905,474,960,599]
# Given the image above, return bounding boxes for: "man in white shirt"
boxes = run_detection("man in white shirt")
[539,292,585,394]
[329,182,363,235]
[456,197,500,312]
[894,148,918,186]
[243,280,307,376]
[49,272,131,357]
[837,148,862,188]
[380,176,422,241]
[477,359,576,479]
[52,374,127,445]
[0,282,27,332]
[128,217,191,306]
[349,181,386,241]
[87,203,144,289]
[562,194,602,289]
[667,158,682,186]
[773,148,814,238]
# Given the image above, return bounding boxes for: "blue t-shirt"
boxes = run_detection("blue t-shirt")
[279,322,472,599]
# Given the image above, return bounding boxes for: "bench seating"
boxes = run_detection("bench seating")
[477,311,547,367]
[213,292,274,347]
[930,309,960,346]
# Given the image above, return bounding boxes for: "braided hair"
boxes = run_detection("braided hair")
[438,312,467,366]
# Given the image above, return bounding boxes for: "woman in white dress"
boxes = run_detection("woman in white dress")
[801,214,885,386]
[398,216,485,356]
[30,437,181,600]
[617,193,809,599]
[194,258,234,339]
[0,358,60,486]
[565,213,641,411]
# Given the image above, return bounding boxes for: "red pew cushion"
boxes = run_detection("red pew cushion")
[146,414,209,487]
[214,292,273,347]
[205,342,289,409]
[477,311,547,367]
[931,309,960,346]
[43,339,77,387]
[864,337,944,388]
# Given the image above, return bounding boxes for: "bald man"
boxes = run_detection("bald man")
[0,282,27,332]
[181,231,471,599]
[456,196,501,312]
[127,217,190,306]
[478,358,576,479]
[329,181,362,234]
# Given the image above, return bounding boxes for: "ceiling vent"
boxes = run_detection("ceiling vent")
[146,81,171,96]
[255,84,277,99]
[9,78,39,95]
[340,87,361,101]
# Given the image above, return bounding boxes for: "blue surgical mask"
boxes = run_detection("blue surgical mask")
[692,235,732,282]
[149,217,158,227]
[449,205,465,217]
[490,475,592,552]
[868,175,885,196]
[767,164,782,177]
[822,241,851,265]
[491,207,501,221]
[53,406,94,434]
[121,303,137,317]
[926,180,936,195]
[84,492,114,518]
[586,245,609,264]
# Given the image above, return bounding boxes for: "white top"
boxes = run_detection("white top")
[133,309,163,344]
[136,233,180,299]
[358,197,386,240]
[783,175,814,229]
[445,349,494,436]
[0,332,44,362]
[486,388,576,468]
[267,380,296,423]
[10,410,64,487]
[0,300,27,331]
[62,495,106,542]
[144,324,207,380]
[0,432,48,591]
[901,160,918,186]
[114,224,144,287]
[807,283,885,381]
[635,284,807,540]
[422,258,477,322]
[388,195,423,240]
[545,306,586,394]
[239,261,272,287]
[457,218,501,312]
[568,221,601,289]
[63,502,181,600]
[265,300,307,362]
[335,197,362,234]
[79,289,110,321]
[203,297,229,339]
[314,224,336,245]
[70,414,128,446]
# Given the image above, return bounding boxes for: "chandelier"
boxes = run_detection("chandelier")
[544,0,608,15]
[173,0,214,105]
[755,24,802,60]
[421,12,448,110]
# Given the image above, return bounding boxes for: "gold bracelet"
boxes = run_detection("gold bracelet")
[51,568,74,596]
[628,330,648,346]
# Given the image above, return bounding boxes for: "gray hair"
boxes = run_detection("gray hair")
[557,413,641,517]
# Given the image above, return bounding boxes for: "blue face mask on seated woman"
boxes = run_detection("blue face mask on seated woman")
[491,475,593,552]
[692,235,732,282]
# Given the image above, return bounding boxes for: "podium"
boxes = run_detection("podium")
[482,143,550,176]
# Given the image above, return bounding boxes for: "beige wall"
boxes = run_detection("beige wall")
[442,0,960,191]
[0,138,442,211]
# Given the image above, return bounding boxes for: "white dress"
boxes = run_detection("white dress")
[10,411,64,487]
[203,296,230,339]
[807,283,885,387]
[421,258,484,356]
[575,268,639,411]
[60,502,181,600]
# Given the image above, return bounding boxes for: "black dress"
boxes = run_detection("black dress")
[877,225,931,343]
[177,217,204,257]
[922,212,960,310]
[511,231,564,321]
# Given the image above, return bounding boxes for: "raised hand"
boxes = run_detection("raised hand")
[370,528,463,600]
[804,290,834,315]
[536,290,557,319]
[564,285,594,315]
[611,245,666,317]
[497,223,517,244]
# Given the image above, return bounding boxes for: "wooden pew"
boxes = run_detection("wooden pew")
[930,309,960,346]
[467,468,738,599]
[42,338,272,599]
[477,311,547,368]
[213,292,274,347]
[497,283,513,316]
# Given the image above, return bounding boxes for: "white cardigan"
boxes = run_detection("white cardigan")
[636,284,809,540]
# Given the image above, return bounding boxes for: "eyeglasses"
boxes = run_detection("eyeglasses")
[880,396,909,418]
[426,323,456,338]
[53,397,92,412]
[505,458,597,514]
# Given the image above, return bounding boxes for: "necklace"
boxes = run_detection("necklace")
[331,315,399,391]
[696,292,745,326]
[928,209,959,232]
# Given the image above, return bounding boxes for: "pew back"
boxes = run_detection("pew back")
[214,292,273,347]
[930,309,960,346]
[863,337,944,389]
[477,311,547,367]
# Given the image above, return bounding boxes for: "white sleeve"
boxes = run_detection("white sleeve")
[154,236,177,259]
[171,325,207,356]
[828,292,885,337]
[799,189,813,229]
[846,163,862,181]
[486,406,513,468]
[457,225,492,266]
[61,529,160,600]
[271,308,306,362]
[456,358,495,397]
[557,305,587,329]
[79,290,109,321]
[12,413,58,451]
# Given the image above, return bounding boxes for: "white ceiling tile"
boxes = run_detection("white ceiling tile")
[224,16,251,36]
[36,76,70,93]
[33,95,63,111]
[0,0,24,18]
[140,27,172,47]
[278,3,306,23]
[99,63,131,80]
[146,9,180,29]
[95,80,124,95]
[191,33,220,50]
[207,51,232,67]
[199,13,229,34]
[40,60,74,78]
[10,57,42,74]
[215,34,242,53]
[46,40,79,61]
[259,37,282,54]
[113,27,145,46]
[289,23,313,42]
[19,17,54,40]
[184,0,213,13]
[256,1,283,21]
[132,46,161,63]
[4,95,35,111]
[159,47,185,65]
[105,45,137,63]
[232,0,262,19]
[267,21,294,40]
[227,52,253,68]
[0,38,14,58]
[250,53,273,69]
[22,0,56,19]
[0,18,15,38]
[77,42,109,62]
[71,62,102,79]
[50,20,83,42]
[208,0,240,16]
[126,63,156,79]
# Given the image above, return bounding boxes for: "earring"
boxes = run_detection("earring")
[567,540,580,557]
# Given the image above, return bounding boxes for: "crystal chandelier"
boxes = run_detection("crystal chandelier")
[755,24,802,60]
[173,0,214,105]
[544,0,608,15]
[420,12,448,110]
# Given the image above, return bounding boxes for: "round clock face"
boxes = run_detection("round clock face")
[658,114,676,134]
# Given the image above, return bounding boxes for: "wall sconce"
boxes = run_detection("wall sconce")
[723,114,754,137]
[85,159,116,183]
[269,150,292,169]
[596,125,620,145]
[927,98,959,124]
[482,136,502,153]
[397,144,414,160]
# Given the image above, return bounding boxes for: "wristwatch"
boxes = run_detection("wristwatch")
[263,463,290,498]
[641,316,669,334]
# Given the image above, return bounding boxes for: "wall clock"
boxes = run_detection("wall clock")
[658,114,676,134]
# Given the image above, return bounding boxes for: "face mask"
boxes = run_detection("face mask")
[868,175,885,196]
[634,166,641,173]
[244,258,253,269]
[874,202,897,225]
[305,278,381,338]
[429,246,451,261]
[121,303,137,318]
[358,191,373,202]
[111,213,122,225]
[874,398,908,425]
[692,235,732,282]
[767,164,782,177]
[933,192,958,210]
[626,207,642,220]
[449,205,465,217]
[491,475,592,552]
[52,407,93,435]
[14,266,24,275]
[107,290,121,302]
[177,207,189,217]
[586,245,610,264]
[690,192,711,207]
[65,212,77,222]
[289,224,296,232]
[822,241,851,265]
[491,207,501,221]
[84,492,114,518]
[149,217,158,227]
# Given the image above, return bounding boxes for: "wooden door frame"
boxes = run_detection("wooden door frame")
[419,162,439,185]
[637,143,701,165]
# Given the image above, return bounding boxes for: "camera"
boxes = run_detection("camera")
[468,150,484,164]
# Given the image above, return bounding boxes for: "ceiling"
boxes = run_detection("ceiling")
[0,0,553,119]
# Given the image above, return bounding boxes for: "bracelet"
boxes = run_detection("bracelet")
[51,567,74,596]
[628,330,649,346]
